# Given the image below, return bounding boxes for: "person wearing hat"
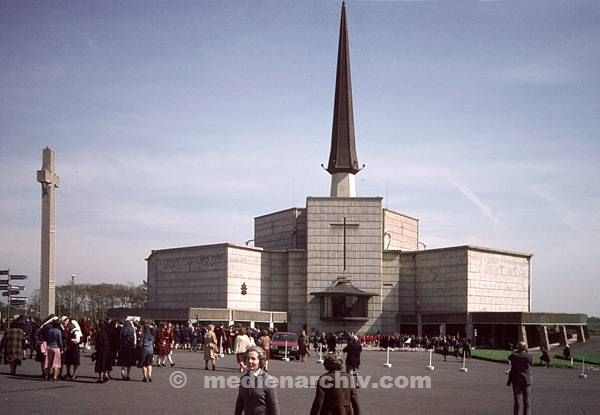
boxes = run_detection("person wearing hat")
[310,353,361,415]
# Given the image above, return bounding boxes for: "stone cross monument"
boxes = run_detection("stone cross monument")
[37,147,60,317]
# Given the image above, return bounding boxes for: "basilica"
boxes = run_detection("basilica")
[110,3,587,349]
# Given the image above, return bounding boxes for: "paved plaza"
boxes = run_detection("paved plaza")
[1,343,599,415]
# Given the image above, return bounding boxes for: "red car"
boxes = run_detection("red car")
[269,332,299,360]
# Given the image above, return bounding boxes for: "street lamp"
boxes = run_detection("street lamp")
[70,274,75,318]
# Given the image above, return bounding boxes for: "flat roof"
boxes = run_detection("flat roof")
[393,244,533,258]
[254,206,304,220]
[146,242,264,260]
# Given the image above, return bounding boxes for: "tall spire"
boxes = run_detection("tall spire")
[327,1,359,175]
[326,1,361,197]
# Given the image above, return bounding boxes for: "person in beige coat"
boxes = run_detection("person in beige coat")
[233,327,253,372]
[203,324,218,370]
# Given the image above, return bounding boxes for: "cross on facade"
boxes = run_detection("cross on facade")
[330,217,359,272]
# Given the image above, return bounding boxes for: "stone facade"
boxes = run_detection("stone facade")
[226,246,263,310]
[383,246,532,319]
[287,250,308,333]
[254,208,306,250]
[467,248,530,312]
[413,247,469,314]
[147,244,229,309]
[147,203,535,335]
[147,243,290,313]
[305,197,384,333]
[383,209,418,251]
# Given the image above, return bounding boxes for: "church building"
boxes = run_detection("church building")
[110,3,587,349]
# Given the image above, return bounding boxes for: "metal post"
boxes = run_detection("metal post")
[343,217,346,271]
[6,269,10,323]
[70,274,75,318]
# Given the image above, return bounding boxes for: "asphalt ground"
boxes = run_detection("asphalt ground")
[1,343,599,415]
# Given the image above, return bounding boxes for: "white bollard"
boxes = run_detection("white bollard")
[570,357,574,366]
[218,336,224,358]
[384,346,392,368]
[317,343,324,364]
[425,348,435,371]
[579,357,587,379]
[459,350,468,373]
[282,339,290,362]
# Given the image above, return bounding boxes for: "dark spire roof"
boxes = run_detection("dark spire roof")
[326,1,361,175]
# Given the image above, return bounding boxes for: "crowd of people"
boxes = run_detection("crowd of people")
[3,314,579,414]
[0,315,247,382]
[1,315,366,414]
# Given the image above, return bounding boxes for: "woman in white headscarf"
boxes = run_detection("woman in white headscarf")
[35,315,58,380]
[64,319,82,379]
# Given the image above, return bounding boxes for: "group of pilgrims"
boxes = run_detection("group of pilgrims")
[1,313,476,380]
[1,315,486,415]
[0,315,245,382]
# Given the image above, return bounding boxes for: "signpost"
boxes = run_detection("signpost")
[0,269,28,319]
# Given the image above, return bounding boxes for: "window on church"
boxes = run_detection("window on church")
[320,295,368,320]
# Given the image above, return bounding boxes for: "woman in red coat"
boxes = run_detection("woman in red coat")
[155,323,172,367]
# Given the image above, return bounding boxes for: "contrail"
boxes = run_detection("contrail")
[446,176,502,228]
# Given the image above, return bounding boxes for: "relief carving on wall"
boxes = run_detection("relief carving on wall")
[156,255,221,273]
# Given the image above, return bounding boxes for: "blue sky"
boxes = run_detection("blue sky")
[1,1,599,316]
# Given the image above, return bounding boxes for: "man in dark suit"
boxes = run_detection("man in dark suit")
[343,335,362,385]
[507,341,533,415]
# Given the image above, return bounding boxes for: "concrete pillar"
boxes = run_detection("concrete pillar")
[558,325,568,346]
[539,326,550,350]
[577,326,586,343]
[465,313,473,340]
[518,325,528,348]
[490,325,497,348]
[417,314,422,338]
[37,147,60,318]
[439,323,446,337]
[250,321,255,329]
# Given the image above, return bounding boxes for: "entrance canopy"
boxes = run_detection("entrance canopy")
[311,277,377,321]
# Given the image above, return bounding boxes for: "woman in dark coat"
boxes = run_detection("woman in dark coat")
[343,335,362,380]
[310,354,361,415]
[298,330,309,362]
[94,320,113,382]
[118,319,137,380]
[234,346,280,415]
